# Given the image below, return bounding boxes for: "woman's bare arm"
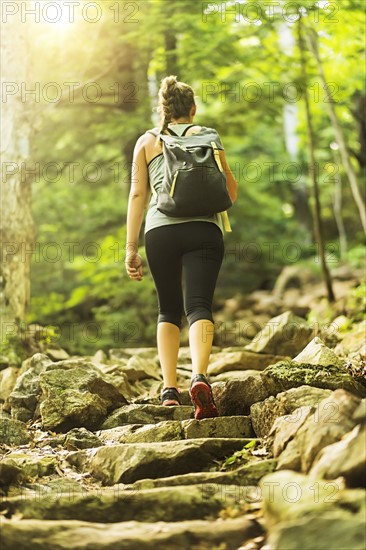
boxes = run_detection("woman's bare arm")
[219,148,238,203]
[125,135,149,280]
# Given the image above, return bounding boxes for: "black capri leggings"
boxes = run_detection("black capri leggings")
[145,221,224,329]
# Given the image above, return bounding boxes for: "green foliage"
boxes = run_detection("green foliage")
[220,440,258,471]
[347,282,366,322]
[345,245,366,269]
[27,0,365,352]
[0,323,59,366]
[0,332,25,367]
[29,228,158,354]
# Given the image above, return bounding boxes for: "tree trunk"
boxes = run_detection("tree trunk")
[350,91,366,170]
[331,149,347,259]
[116,43,152,195]
[165,32,178,76]
[305,26,366,235]
[298,18,335,303]
[279,22,313,240]
[164,3,179,76]
[0,9,36,350]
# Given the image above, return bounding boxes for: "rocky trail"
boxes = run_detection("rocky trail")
[0,311,365,550]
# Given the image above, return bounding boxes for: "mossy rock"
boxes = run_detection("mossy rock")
[0,418,31,446]
[1,455,57,480]
[261,361,366,397]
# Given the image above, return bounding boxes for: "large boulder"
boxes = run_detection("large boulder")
[0,417,31,446]
[0,461,22,488]
[250,386,332,437]
[94,364,137,399]
[1,453,57,480]
[261,360,366,397]
[335,320,366,356]
[271,389,361,472]
[8,354,53,422]
[39,363,128,432]
[212,374,270,416]
[270,405,313,469]
[310,423,366,488]
[0,367,19,409]
[293,336,344,367]
[269,515,366,550]
[260,470,366,550]
[244,311,314,357]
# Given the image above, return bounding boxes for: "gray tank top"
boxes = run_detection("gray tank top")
[144,123,224,235]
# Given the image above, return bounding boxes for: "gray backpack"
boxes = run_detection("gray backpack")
[147,125,232,224]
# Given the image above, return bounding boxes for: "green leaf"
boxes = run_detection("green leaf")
[244,440,258,450]
[225,456,237,465]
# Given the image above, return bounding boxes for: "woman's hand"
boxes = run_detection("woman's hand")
[125,252,143,281]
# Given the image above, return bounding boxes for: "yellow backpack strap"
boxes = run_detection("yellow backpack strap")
[219,211,232,232]
[211,141,232,233]
[211,141,224,172]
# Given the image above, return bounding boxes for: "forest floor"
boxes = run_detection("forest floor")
[0,264,365,549]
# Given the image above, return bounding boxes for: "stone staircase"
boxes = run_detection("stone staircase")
[1,314,365,549]
[1,394,272,550]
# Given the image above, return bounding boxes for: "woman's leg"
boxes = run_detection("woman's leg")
[182,222,224,376]
[188,319,214,377]
[157,322,180,387]
[181,222,224,418]
[145,226,184,389]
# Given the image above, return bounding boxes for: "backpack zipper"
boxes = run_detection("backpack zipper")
[169,171,179,197]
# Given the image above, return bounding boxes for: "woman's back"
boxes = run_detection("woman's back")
[144,123,225,235]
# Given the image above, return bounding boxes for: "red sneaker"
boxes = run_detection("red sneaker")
[189,374,218,420]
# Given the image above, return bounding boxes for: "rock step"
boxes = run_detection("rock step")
[0,516,262,550]
[100,404,194,429]
[124,458,277,490]
[67,438,259,485]
[2,460,276,521]
[2,483,256,523]
[97,415,254,444]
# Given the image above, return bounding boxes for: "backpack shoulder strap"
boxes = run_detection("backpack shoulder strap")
[167,124,199,137]
[182,124,196,136]
[166,127,178,136]
[144,128,161,201]
[146,127,180,138]
[146,128,159,137]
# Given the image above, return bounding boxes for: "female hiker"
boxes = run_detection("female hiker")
[125,75,238,419]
